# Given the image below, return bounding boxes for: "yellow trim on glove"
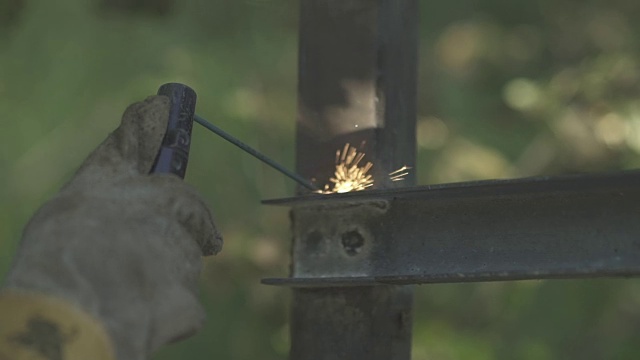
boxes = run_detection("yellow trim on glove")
[0,291,115,360]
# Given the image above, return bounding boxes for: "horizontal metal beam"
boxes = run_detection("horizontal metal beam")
[263,170,640,286]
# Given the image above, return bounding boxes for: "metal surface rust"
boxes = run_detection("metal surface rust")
[265,170,640,286]
[289,1,418,359]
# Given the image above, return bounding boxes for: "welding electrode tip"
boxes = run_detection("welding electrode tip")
[193,115,317,191]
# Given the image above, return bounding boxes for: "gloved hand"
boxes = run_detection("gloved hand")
[1,95,222,360]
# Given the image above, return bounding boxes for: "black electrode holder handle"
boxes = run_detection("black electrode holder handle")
[151,83,197,178]
[151,83,221,256]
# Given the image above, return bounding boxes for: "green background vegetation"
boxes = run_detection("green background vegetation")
[1,0,639,359]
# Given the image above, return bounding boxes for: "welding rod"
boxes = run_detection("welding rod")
[193,114,317,191]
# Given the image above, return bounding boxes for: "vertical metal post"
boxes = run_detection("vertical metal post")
[291,1,418,359]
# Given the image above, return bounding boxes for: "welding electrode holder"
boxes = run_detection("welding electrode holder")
[150,83,222,256]
[151,83,197,178]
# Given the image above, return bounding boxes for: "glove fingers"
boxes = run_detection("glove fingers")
[169,182,223,256]
[148,286,206,352]
[66,96,170,189]
[156,175,223,256]
[102,174,223,256]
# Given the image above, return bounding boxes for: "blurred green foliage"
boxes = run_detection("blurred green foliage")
[1,0,639,359]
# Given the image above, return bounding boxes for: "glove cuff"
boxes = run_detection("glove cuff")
[0,290,115,360]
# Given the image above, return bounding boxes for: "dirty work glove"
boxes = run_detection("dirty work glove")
[1,95,222,360]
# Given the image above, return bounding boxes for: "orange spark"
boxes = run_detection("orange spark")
[315,143,411,194]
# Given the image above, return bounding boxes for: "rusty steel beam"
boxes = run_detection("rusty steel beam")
[289,1,419,360]
[264,170,640,286]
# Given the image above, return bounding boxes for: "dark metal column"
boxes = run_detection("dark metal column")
[291,1,418,359]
